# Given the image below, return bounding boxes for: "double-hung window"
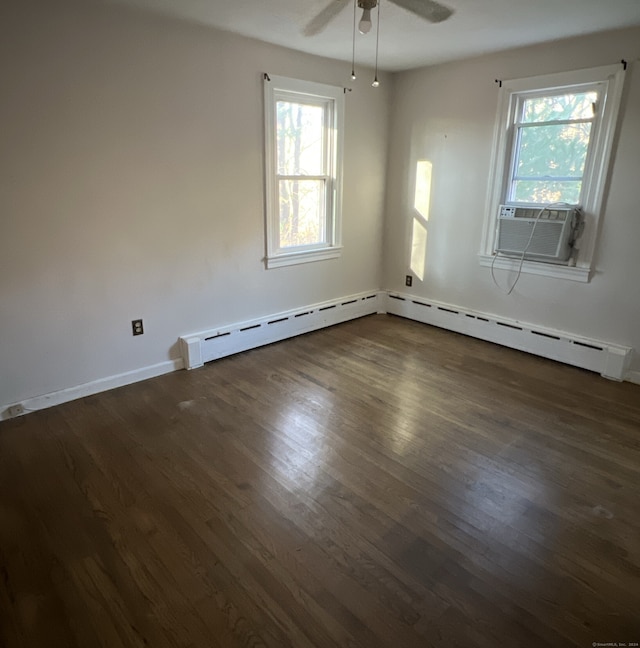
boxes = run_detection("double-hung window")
[509,89,597,205]
[480,64,625,281]
[264,75,344,268]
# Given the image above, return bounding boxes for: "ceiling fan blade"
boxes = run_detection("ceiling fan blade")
[390,0,453,23]
[303,0,350,36]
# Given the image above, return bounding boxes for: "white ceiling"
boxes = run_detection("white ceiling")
[99,0,640,71]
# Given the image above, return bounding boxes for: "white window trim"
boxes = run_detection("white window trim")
[479,64,626,282]
[264,75,344,269]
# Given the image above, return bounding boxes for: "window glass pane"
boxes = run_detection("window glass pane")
[278,179,326,248]
[514,122,591,179]
[521,91,597,123]
[512,179,582,204]
[276,101,325,175]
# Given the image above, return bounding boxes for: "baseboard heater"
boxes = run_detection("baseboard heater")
[384,292,632,381]
[179,289,631,380]
[180,291,381,369]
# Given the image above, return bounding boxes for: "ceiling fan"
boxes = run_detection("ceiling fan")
[304,0,453,37]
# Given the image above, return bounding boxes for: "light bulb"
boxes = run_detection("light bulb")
[351,72,357,80]
[372,78,380,87]
[358,8,372,34]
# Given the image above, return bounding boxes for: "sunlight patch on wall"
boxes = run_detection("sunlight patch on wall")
[414,160,432,220]
[410,160,432,281]
[410,218,428,282]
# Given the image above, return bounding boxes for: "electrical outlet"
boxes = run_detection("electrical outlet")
[7,404,25,418]
[132,319,144,336]
[405,275,412,287]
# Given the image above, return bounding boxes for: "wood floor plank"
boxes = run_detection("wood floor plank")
[1,314,639,647]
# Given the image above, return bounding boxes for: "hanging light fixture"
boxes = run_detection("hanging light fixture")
[358,7,373,33]
[350,0,357,79]
[372,0,381,86]
[351,0,382,87]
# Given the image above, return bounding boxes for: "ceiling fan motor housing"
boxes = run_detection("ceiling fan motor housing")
[303,0,452,38]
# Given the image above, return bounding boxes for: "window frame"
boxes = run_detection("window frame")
[479,64,625,282]
[264,75,344,269]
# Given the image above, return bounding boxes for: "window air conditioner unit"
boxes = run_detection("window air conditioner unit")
[496,205,579,264]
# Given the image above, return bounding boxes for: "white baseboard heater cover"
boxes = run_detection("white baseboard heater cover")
[180,291,381,370]
[179,289,632,381]
[384,292,632,381]
[6,289,633,422]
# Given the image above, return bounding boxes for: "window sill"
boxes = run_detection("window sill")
[478,254,591,283]
[266,246,343,269]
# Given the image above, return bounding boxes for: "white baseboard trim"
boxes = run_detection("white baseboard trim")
[625,371,640,385]
[1,358,184,421]
[384,291,633,381]
[2,291,381,421]
[3,288,636,421]
[180,290,382,369]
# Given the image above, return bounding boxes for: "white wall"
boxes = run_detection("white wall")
[383,27,640,373]
[0,0,390,408]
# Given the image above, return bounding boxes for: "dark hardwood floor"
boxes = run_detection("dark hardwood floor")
[1,314,639,647]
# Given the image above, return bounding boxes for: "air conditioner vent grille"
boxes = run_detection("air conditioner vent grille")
[496,204,578,263]
[498,220,566,257]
